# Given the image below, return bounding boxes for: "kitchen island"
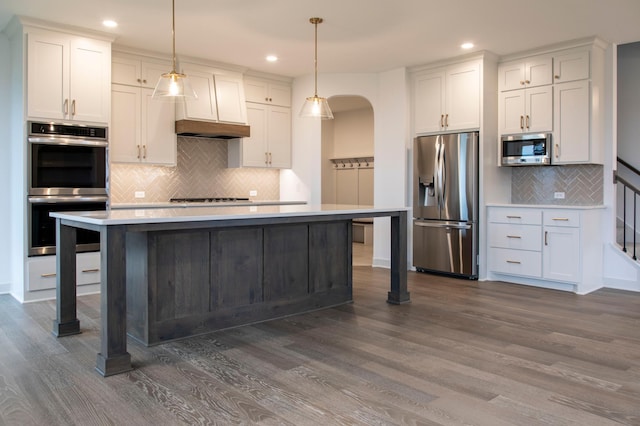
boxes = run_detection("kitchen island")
[51,204,409,377]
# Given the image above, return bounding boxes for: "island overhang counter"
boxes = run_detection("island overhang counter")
[51,204,410,377]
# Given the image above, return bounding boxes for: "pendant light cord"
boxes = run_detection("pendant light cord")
[310,17,323,97]
[171,0,177,73]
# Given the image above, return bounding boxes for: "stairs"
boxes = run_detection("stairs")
[616,222,640,261]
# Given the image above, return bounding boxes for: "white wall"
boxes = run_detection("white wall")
[283,69,409,267]
[332,108,374,158]
[0,33,10,293]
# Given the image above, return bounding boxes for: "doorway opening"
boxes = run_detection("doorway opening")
[321,95,374,266]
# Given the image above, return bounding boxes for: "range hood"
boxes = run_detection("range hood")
[175,120,250,139]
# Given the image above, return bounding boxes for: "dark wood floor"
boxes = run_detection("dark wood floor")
[1,267,639,425]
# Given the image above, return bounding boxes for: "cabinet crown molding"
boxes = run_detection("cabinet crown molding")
[498,36,609,63]
[7,15,116,42]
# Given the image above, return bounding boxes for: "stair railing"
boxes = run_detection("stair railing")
[614,157,640,260]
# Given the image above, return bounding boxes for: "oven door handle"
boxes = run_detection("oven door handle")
[28,195,109,204]
[28,137,108,148]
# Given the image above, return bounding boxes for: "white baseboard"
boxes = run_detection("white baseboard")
[0,282,10,295]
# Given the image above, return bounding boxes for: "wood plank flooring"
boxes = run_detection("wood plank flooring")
[1,266,639,425]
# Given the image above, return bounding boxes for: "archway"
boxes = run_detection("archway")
[321,95,374,266]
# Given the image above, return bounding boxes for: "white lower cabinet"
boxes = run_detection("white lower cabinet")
[542,210,581,282]
[488,206,603,293]
[27,252,101,292]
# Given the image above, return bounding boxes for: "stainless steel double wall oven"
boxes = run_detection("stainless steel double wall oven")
[28,121,108,256]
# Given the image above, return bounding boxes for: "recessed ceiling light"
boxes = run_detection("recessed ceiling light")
[102,20,118,28]
[266,55,278,63]
[461,42,474,50]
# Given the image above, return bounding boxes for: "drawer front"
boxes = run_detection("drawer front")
[543,210,580,227]
[27,252,101,292]
[27,256,58,291]
[489,247,542,278]
[488,223,541,251]
[488,208,542,225]
[76,252,101,286]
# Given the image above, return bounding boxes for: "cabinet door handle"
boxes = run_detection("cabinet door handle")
[526,115,530,129]
[506,235,522,239]
[520,80,525,86]
[143,79,147,84]
[506,260,521,264]
[268,152,272,165]
[520,115,524,130]
[506,215,521,219]
[552,218,570,221]
[555,143,559,158]
[63,99,69,115]
[545,230,548,246]
[41,272,56,278]
[440,114,444,128]
[525,80,530,84]
[143,145,147,159]
[71,99,76,116]
[264,152,269,165]
[137,145,141,159]
[554,75,560,79]
[137,78,142,83]
[82,268,99,273]
[445,114,449,128]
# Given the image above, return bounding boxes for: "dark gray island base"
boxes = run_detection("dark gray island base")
[52,205,409,377]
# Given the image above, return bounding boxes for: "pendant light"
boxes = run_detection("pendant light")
[299,17,333,119]
[152,0,197,99]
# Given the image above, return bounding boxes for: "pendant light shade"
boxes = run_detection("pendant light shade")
[299,17,333,119]
[153,0,197,99]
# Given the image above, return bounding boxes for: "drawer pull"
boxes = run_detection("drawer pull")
[506,260,521,264]
[506,235,521,239]
[506,215,521,219]
[552,218,570,221]
[82,268,100,274]
[41,272,56,278]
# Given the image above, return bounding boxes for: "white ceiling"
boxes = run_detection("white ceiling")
[2,0,640,78]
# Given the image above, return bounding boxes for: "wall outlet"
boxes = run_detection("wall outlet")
[134,191,145,199]
[554,191,565,199]
[249,190,258,197]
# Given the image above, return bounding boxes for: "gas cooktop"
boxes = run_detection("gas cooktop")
[170,197,250,203]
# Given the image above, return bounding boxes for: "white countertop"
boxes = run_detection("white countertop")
[110,200,307,209]
[51,204,410,226]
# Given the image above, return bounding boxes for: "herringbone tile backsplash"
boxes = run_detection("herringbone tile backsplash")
[110,137,280,203]
[511,164,603,205]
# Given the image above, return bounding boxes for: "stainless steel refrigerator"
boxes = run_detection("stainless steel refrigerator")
[413,132,478,278]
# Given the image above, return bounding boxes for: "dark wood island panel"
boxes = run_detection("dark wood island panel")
[127,221,352,345]
[51,205,409,376]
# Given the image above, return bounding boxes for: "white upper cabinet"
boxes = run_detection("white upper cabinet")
[244,77,291,107]
[228,102,291,169]
[111,54,176,165]
[499,85,553,134]
[553,49,590,83]
[497,39,606,164]
[412,60,480,134]
[553,80,591,164]
[175,63,247,124]
[498,55,553,91]
[27,28,111,124]
[111,54,170,88]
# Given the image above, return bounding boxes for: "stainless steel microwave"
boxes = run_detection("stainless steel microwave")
[501,133,552,166]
